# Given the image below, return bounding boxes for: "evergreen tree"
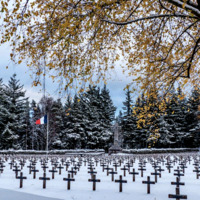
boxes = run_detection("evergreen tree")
[157,87,188,148]
[185,87,200,147]
[50,98,65,149]
[122,88,133,116]
[2,74,28,149]
[116,110,123,124]
[100,85,116,126]
[0,78,10,149]
[81,85,115,150]
[99,85,116,150]
[61,96,73,149]
[176,86,189,147]
[20,99,31,150]
[121,89,138,148]
[63,95,86,149]
[81,86,102,149]
[156,107,176,148]
[115,110,123,147]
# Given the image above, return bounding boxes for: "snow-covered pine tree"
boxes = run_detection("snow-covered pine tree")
[81,86,102,149]
[63,94,86,149]
[121,89,138,149]
[100,85,116,125]
[2,74,28,149]
[99,85,116,150]
[20,99,31,150]
[0,78,10,149]
[116,110,123,124]
[61,96,73,149]
[115,110,123,146]
[176,86,190,147]
[157,87,188,148]
[156,93,180,148]
[185,87,200,147]
[80,85,115,150]
[50,98,65,149]
[156,114,174,148]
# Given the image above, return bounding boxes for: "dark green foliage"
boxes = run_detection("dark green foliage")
[63,95,86,149]
[121,89,137,148]
[185,88,200,147]
[121,92,148,149]
[57,85,116,151]
[1,74,28,149]
[81,85,116,150]
[49,98,65,149]
[0,78,9,149]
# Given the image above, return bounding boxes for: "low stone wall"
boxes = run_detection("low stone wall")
[0,149,105,155]
[122,148,199,154]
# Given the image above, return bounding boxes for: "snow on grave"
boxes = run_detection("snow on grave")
[0,153,199,200]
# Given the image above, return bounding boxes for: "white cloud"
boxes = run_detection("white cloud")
[24,86,43,103]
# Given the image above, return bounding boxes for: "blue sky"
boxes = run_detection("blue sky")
[0,43,135,115]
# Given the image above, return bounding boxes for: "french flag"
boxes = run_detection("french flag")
[36,115,47,125]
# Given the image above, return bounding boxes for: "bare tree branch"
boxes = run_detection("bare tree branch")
[102,14,198,25]
[165,0,200,17]
[184,37,200,78]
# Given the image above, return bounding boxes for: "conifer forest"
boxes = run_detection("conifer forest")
[0,74,199,151]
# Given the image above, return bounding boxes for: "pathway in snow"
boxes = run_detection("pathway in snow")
[0,188,63,200]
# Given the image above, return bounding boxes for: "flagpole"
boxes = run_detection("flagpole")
[43,56,48,156]
[46,112,49,154]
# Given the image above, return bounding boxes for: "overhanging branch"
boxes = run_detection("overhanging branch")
[165,0,200,16]
[102,13,197,25]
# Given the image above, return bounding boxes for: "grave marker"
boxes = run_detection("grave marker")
[138,166,146,177]
[16,172,27,188]
[57,164,64,175]
[49,167,58,179]
[171,177,185,188]
[31,167,39,179]
[142,176,155,194]
[115,175,127,192]
[120,165,129,177]
[129,168,139,182]
[151,169,160,183]
[88,175,101,191]
[63,174,75,190]
[108,168,117,181]
[39,173,50,189]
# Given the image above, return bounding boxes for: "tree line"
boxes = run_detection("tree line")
[0,74,199,151]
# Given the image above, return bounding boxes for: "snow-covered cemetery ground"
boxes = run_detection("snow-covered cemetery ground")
[0,152,200,200]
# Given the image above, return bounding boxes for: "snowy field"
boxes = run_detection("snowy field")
[0,153,199,200]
